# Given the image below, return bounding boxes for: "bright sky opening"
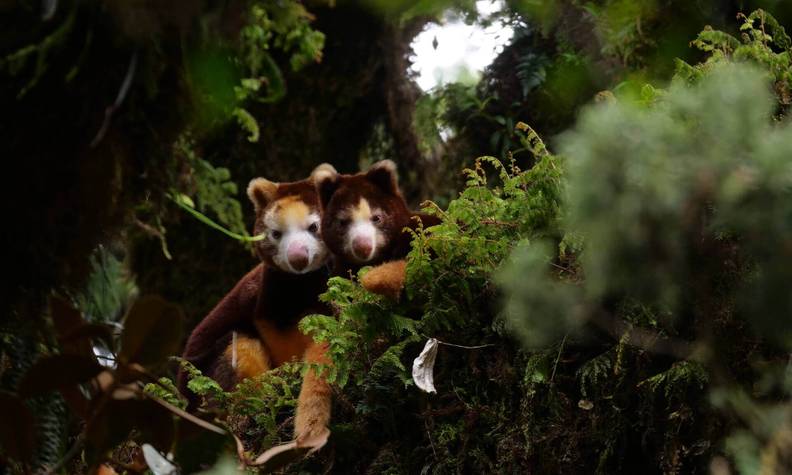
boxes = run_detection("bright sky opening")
[410,0,514,92]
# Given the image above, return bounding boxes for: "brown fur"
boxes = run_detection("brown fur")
[254,318,314,367]
[247,178,278,212]
[177,264,262,396]
[248,177,324,268]
[360,260,407,301]
[294,341,333,444]
[316,160,441,298]
[317,162,413,273]
[177,262,329,398]
[223,333,271,380]
[179,166,338,443]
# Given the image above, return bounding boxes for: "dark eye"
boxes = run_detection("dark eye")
[271,230,282,240]
[308,223,319,234]
[372,214,382,223]
[339,218,350,226]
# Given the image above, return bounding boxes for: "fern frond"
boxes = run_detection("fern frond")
[368,336,421,388]
[577,351,614,398]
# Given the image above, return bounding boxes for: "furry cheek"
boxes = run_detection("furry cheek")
[255,239,278,261]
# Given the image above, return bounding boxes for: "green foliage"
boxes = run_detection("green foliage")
[189,1,326,137]
[239,2,325,76]
[133,132,255,262]
[361,0,478,22]
[294,124,567,472]
[641,361,708,400]
[0,293,195,473]
[410,142,563,336]
[232,107,260,143]
[570,67,728,302]
[497,11,792,471]
[196,455,240,475]
[0,9,76,98]
[227,364,302,448]
[499,241,583,347]
[415,81,495,153]
[513,36,550,97]
[712,383,792,475]
[300,11,789,473]
[366,335,420,389]
[172,134,249,241]
[179,359,230,408]
[148,0,329,254]
[674,10,792,108]
[303,122,565,380]
[144,377,187,410]
[0,330,69,472]
[301,274,418,388]
[71,245,138,323]
[176,358,302,451]
[10,3,792,473]
[3,245,134,471]
[576,349,613,398]
[225,0,325,142]
[558,62,792,343]
[582,0,659,67]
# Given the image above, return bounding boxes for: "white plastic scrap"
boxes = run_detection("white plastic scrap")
[231,331,238,369]
[412,338,439,393]
[142,443,177,475]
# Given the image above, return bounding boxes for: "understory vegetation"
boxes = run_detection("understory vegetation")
[3,1,792,474]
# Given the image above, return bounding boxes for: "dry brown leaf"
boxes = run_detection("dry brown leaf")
[245,427,330,471]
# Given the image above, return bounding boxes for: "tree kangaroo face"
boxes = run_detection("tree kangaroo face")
[247,164,337,274]
[316,160,410,266]
[259,195,326,274]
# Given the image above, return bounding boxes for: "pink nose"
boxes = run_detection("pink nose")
[287,242,309,271]
[352,236,373,260]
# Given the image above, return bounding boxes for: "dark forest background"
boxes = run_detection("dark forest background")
[2,0,792,473]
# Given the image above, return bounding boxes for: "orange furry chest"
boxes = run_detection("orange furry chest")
[254,319,314,367]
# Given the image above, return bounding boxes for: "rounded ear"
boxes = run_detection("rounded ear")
[315,171,340,210]
[365,159,399,195]
[310,163,338,184]
[247,178,278,213]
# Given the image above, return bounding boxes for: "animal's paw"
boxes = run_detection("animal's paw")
[360,260,407,301]
[294,387,331,451]
[295,422,330,450]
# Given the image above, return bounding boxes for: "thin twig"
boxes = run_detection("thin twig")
[424,419,438,461]
[435,340,495,350]
[550,335,567,383]
[143,389,226,435]
[90,50,138,148]
[133,218,165,241]
[549,261,574,274]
